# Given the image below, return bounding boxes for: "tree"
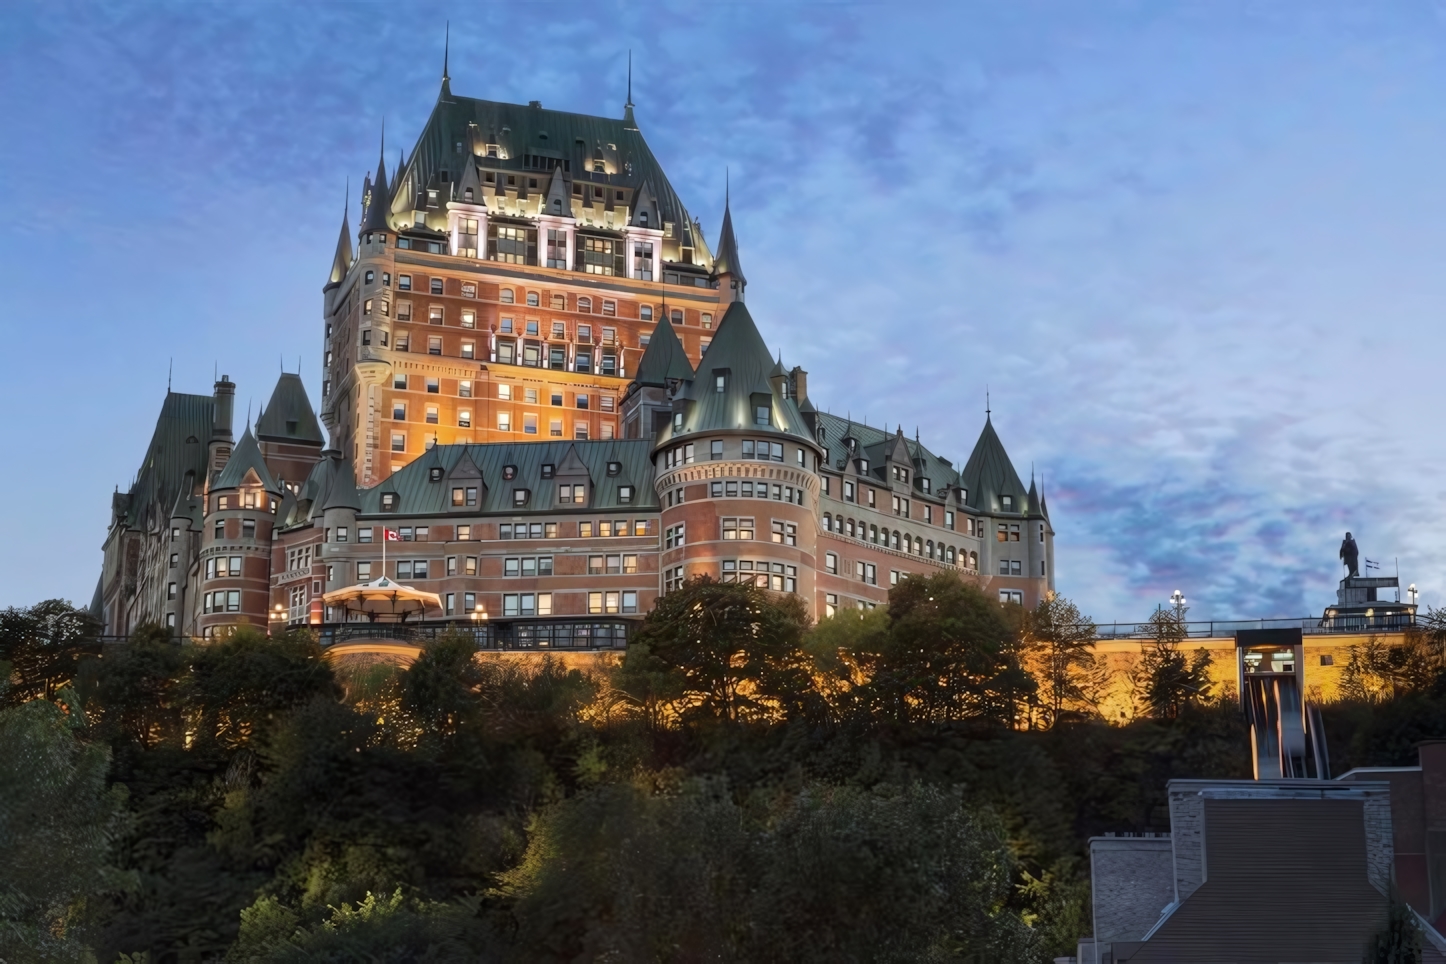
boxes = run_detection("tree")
[0,599,99,708]
[620,578,820,725]
[0,692,132,961]
[1022,593,1101,728]
[858,574,1035,726]
[497,778,1040,963]
[1134,607,1213,720]
[181,627,338,750]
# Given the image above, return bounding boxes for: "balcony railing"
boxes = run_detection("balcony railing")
[1093,612,1419,640]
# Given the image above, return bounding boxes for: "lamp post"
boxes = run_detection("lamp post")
[471,603,489,648]
[1169,589,1187,619]
[269,603,287,635]
[1409,584,1419,607]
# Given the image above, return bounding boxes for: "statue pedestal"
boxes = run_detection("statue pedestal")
[1324,576,1414,631]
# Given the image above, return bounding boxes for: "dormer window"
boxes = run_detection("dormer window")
[429,467,443,482]
[464,188,474,201]
[619,485,634,504]
[286,419,298,435]
[893,466,909,483]
[714,370,728,394]
[858,459,869,473]
[921,478,932,493]
[540,464,555,479]
[607,461,621,476]
[503,465,517,480]
[427,189,439,207]
[1001,495,1014,510]
[755,406,769,426]
[639,211,649,227]
[673,411,683,430]
[512,488,530,507]
[381,493,398,511]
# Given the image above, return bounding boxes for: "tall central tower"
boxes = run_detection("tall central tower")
[322,61,728,486]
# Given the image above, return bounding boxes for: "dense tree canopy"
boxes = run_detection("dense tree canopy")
[12,584,1446,961]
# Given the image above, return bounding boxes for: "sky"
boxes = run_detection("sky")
[3,0,1446,623]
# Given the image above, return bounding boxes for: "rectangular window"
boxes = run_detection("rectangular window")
[465,556,477,575]
[497,411,512,431]
[664,523,686,549]
[549,418,563,437]
[242,519,256,538]
[425,406,439,424]
[825,552,838,574]
[946,511,955,531]
[546,228,569,269]
[722,517,754,540]
[426,378,439,393]
[391,433,405,452]
[523,413,538,435]
[844,481,855,503]
[457,525,471,541]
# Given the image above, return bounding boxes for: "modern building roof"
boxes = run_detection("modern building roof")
[256,373,325,445]
[654,301,815,447]
[215,426,280,493]
[358,439,658,517]
[631,316,694,387]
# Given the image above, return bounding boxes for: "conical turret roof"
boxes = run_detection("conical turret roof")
[215,426,280,492]
[658,301,812,444]
[960,416,1029,512]
[322,456,361,511]
[360,129,391,233]
[327,202,353,288]
[713,197,745,286]
[632,316,693,387]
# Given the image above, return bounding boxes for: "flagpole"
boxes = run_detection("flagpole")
[382,527,386,579]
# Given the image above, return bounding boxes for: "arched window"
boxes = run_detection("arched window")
[640,305,653,321]
[579,296,592,313]
[500,288,515,304]
[946,547,956,565]
[823,513,832,532]
[927,540,934,559]
[870,524,878,544]
[969,551,978,571]
[890,531,900,551]
[847,519,856,539]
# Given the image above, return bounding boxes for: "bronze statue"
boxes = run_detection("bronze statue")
[1340,532,1360,578]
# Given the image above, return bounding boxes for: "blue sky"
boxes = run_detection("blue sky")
[3,1,1446,623]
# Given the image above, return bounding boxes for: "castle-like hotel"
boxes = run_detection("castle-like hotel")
[96,62,1054,643]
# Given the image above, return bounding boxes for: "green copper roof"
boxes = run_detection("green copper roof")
[713,200,746,285]
[256,373,325,445]
[327,206,352,288]
[813,412,962,496]
[631,316,694,387]
[357,439,657,516]
[215,426,280,492]
[116,391,213,531]
[394,93,696,241]
[360,130,391,234]
[654,301,814,447]
[960,416,1030,512]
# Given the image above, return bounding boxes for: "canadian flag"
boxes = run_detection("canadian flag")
[384,528,401,542]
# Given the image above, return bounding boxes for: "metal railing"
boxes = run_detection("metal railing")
[318,618,633,652]
[1094,612,1419,641]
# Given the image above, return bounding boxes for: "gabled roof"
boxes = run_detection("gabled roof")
[215,426,280,492]
[960,416,1030,513]
[713,198,746,285]
[632,316,693,387]
[543,164,570,216]
[392,93,698,256]
[655,302,813,446]
[456,157,482,202]
[813,411,962,496]
[355,439,657,516]
[256,373,325,445]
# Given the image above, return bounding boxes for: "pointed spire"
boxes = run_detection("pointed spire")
[440,22,452,99]
[714,173,747,298]
[361,123,390,233]
[623,50,638,130]
[328,183,353,287]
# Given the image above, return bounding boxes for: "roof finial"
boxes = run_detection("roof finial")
[985,386,991,418]
[443,22,450,81]
[726,166,730,208]
[626,49,633,108]
[167,358,172,392]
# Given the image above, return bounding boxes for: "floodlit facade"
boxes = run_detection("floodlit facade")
[94,65,1052,642]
